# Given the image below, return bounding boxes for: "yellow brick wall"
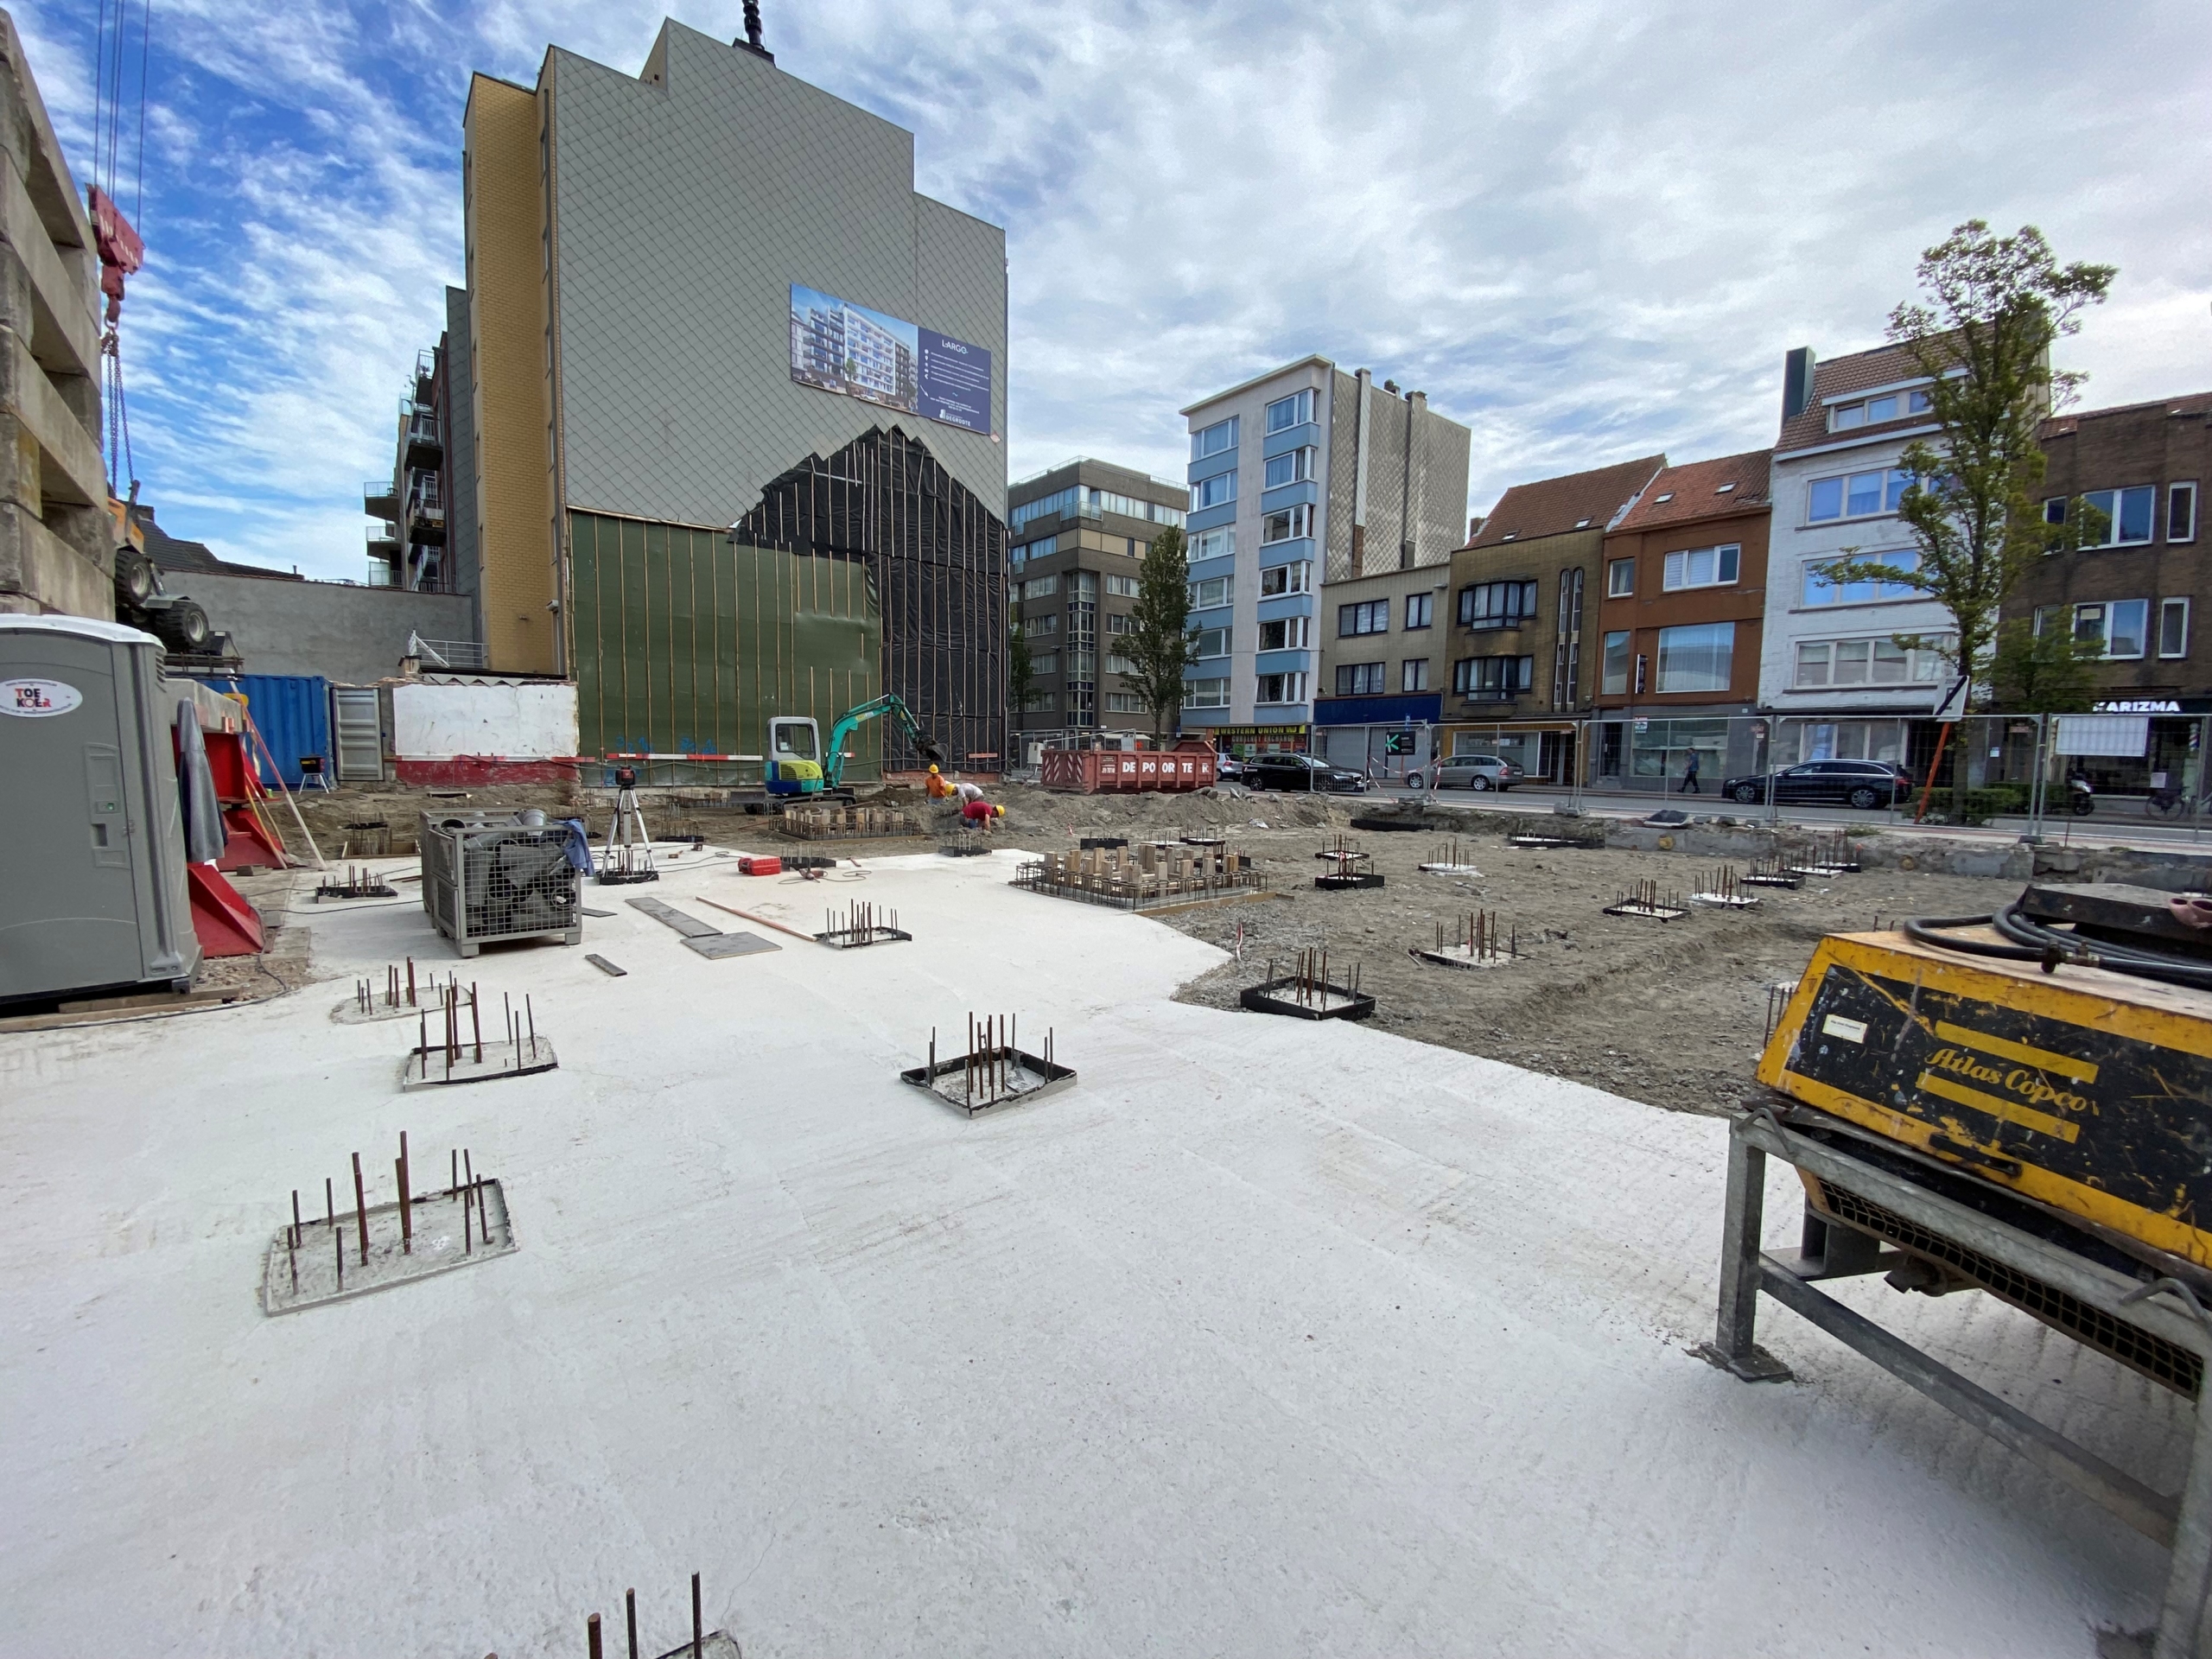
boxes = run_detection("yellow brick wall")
[463,76,557,675]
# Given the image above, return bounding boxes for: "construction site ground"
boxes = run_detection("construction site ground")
[0,844,2184,1655]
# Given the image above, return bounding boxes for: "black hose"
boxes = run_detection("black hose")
[1905,902,2212,990]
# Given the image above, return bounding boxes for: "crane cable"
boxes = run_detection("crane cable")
[91,0,154,490]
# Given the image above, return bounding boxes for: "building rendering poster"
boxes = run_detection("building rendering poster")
[789,283,992,435]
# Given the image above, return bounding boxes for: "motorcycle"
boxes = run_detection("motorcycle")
[2065,772,2096,816]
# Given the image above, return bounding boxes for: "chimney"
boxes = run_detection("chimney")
[1468,514,1484,542]
[1782,346,1816,423]
[737,0,774,60]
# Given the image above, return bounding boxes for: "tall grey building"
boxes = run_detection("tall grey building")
[456,16,1008,772]
[1179,359,1469,751]
[1007,459,1185,747]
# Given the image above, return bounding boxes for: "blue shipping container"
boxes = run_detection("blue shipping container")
[194,674,333,790]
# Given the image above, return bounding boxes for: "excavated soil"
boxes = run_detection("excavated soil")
[1142,819,2015,1118]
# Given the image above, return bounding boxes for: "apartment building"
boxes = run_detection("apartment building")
[1179,359,1469,753]
[1311,558,1455,775]
[1007,458,1185,747]
[1591,449,1772,790]
[2001,391,2212,791]
[1760,343,1958,768]
[0,13,107,619]
[456,17,1007,772]
[362,333,474,607]
[1441,454,1665,780]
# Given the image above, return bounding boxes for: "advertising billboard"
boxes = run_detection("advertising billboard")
[789,283,992,435]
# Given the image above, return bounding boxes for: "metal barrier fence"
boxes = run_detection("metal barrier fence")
[1411,710,2212,840]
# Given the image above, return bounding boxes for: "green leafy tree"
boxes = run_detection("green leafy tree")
[1125,527,1197,737]
[1987,617,2104,714]
[1818,222,2115,714]
[1007,604,1033,721]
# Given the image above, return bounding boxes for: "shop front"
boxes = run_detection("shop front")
[1200,722,1311,758]
[1314,693,1440,781]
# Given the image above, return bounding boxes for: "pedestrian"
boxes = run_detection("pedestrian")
[1681,750,1701,794]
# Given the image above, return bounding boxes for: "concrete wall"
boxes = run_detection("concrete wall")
[392,679,576,758]
[170,571,473,683]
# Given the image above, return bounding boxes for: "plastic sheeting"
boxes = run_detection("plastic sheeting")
[194,674,332,789]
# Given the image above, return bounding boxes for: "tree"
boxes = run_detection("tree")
[1987,617,2103,714]
[1124,527,1197,737]
[1817,222,2116,712]
[1007,604,1033,723]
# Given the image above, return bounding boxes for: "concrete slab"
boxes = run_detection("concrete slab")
[0,845,2186,1655]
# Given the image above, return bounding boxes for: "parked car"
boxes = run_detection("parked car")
[1419,754,1525,792]
[1720,760,1916,810]
[1213,751,1249,784]
[1247,753,1368,794]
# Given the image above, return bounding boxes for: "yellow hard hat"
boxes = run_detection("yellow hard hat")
[929,764,940,773]
[994,804,1006,817]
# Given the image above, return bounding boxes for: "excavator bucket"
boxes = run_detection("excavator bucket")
[917,734,945,768]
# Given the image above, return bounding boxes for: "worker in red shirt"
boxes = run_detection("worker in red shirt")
[960,795,1004,830]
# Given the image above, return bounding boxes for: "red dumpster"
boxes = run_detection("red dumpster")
[1040,739,1217,793]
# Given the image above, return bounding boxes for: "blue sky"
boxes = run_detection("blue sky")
[22,0,2212,579]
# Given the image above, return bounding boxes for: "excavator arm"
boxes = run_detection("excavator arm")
[822,695,944,788]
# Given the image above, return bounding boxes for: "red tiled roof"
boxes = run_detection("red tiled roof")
[1464,453,1667,549]
[1775,340,1939,454]
[1610,448,1772,533]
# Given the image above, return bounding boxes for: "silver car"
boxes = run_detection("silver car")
[1421,754,1524,791]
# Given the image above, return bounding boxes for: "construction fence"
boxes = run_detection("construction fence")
[1411,710,2212,837]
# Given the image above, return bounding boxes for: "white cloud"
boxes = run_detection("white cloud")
[11,0,2210,578]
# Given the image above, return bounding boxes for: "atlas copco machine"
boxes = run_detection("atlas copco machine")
[763,694,944,798]
[1709,882,2212,1658]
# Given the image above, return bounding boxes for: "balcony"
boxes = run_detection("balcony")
[365,479,399,520]
[399,401,442,469]
[367,520,400,561]
[403,486,446,545]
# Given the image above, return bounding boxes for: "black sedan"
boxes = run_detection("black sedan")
[1248,753,1368,794]
[1721,759,1916,810]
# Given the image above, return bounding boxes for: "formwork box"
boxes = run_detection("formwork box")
[1041,740,1217,794]
[193,673,331,789]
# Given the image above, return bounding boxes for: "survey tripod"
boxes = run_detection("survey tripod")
[597,765,658,885]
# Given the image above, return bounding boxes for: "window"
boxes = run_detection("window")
[2075,599,2149,658]
[1405,592,1433,630]
[1792,635,1952,688]
[2160,598,2190,658]
[2084,486,2158,547]
[1264,389,1315,432]
[1606,558,1635,598]
[1103,613,1130,636]
[1030,652,1058,676]
[1014,534,1056,563]
[1335,663,1385,696]
[1020,574,1058,601]
[1338,600,1389,636]
[1263,447,1317,488]
[1458,580,1538,629]
[1661,543,1740,591]
[1021,613,1058,638]
[1018,690,1057,713]
[1452,655,1535,698]
[1189,575,1232,610]
[1260,562,1312,596]
[1106,653,1136,676]
[1257,616,1310,651]
[1600,631,1630,696]
[1105,692,1147,715]
[1191,416,1238,461]
[2170,482,2198,543]
[1827,386,1934,430]
[1262,502,1314,543]
[1184,677,1230,709]
[1088,487,1179,524]
[1104,574,1138,598]
[1010,489,1079,532]
[1655,622,1733,694]
[1190,525,1233,563]
[1802,549,1918,606]
[1255,671,1307,705]
[1190,626,1229,658]
[1191,471,1236,512]
[1402,658,1429,692]
[1807,467,1916,522]
[1066,647,1096,677]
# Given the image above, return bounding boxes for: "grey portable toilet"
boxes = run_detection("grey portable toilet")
[0,614,202,1003]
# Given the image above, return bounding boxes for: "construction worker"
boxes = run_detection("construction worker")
[952,779,988,808]
[960,795,1004,830]
[925,764,957,800]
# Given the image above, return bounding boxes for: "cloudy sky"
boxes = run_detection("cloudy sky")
[24,0,2212,579]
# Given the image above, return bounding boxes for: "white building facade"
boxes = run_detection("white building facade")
[1761,343,1958,766]
[1179,359,1468,751]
